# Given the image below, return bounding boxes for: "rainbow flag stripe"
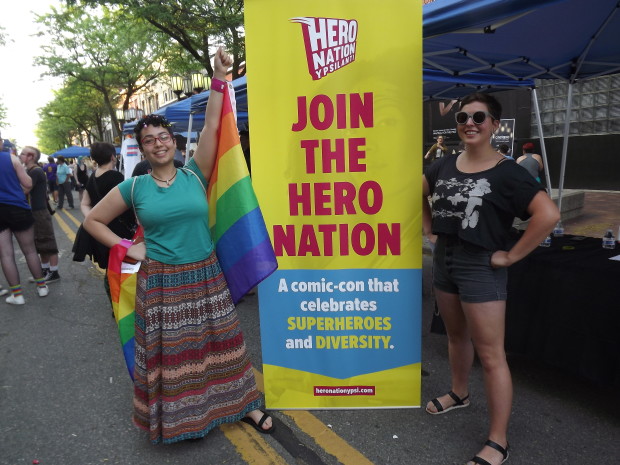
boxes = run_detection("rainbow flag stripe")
[207,83,278,304]
[108,244,137,381]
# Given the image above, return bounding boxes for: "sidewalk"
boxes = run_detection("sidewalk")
[561,190,620,238]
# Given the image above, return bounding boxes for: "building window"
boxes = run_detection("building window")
[532,73,620,137]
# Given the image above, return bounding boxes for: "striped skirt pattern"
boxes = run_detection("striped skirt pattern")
[133,251,262,444]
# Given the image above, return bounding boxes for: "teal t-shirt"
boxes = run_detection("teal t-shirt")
[117,158,213,264]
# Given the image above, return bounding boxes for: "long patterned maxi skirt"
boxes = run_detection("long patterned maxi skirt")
[132,251,263,444]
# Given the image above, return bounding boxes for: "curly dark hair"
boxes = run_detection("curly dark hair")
[133,114,174,149]
[459,92,502,121]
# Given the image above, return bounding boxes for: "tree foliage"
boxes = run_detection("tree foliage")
[0,101,7,131]
[37,79,110,153]
[73,0,246,78]
[35,4,174,137]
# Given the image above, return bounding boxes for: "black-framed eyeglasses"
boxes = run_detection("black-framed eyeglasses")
[455,111,495,125]
[141,132,173,147]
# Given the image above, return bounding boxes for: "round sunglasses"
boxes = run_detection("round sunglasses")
[455,111,495,125]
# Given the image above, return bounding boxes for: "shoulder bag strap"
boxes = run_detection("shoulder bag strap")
[130,176,140,223]
[180,167,206,195]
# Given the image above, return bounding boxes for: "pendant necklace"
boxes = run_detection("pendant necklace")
[150,169,177,186]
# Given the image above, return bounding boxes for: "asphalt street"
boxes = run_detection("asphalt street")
[1,206,618,465]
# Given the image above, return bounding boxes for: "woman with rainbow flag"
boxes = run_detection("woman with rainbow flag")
[84,48,274,444]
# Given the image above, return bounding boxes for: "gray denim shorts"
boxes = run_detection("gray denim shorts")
[433,235,507,303]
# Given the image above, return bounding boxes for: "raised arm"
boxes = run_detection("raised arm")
[12,154,33,193]
[192,48,234,182]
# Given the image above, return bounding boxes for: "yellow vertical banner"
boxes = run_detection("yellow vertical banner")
[246,0,422,408]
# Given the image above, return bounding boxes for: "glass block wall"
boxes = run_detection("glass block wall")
[532,74,620,137]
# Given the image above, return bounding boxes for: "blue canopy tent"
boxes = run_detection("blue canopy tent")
[188,75,249,133]
[122,97,205,135]
[123,76,249,143]
[155,97,205,132]
[423,69,534,101]
[190,75,248,115]
[422,0,620,208]
[51,145,91,158]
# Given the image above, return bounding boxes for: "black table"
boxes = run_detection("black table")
[506,234,620,387]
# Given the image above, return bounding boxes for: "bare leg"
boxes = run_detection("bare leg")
[40,253,59,268]
[0,228,20,286]
[464,300,511,465]
[13,227,44,281]
[426,288,473,412]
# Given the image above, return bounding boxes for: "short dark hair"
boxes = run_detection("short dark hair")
[57,156,66,164]
[498,144,510,155]
[175,134,187,151]
[459,92,502,121]
[90,142,116,165]
[133,114,173,149]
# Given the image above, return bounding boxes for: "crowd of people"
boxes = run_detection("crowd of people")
[1,51,274,445]
[2,47,564,463]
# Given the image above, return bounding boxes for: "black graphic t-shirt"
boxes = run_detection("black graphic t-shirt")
[425,154,543,251]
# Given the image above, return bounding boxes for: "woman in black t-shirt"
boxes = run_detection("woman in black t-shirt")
[422,93,559,465]
[73,142,136,300]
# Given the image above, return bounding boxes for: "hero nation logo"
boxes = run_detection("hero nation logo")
[291,17,358,80]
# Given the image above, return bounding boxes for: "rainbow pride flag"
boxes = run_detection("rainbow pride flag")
[108,241,140,381]
[207,83,278,304]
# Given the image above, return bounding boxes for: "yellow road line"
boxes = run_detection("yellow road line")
[55,219,369,465]
[61,208,82,228]
[53,212,76,242]
[220,423,289,465]
[253,370,373,465]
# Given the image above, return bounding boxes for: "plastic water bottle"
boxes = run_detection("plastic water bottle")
[602,229,615,249]
[553,220,564,237]
[539,235,552,247]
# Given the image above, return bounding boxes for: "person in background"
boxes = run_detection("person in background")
[0,140,49,304]
[43,156,59,204]
[120,134,141,180]
[131,147,184,176]
[173,134,186,163]
[21,146,61,283]
[84,48,273,444]
[425,135,449,161]
[497,144,513,160]
[75,156,89,202]
[73,142,136,303]
[516,142,543,182]
[423,92,559,465]
[55,156,75,209]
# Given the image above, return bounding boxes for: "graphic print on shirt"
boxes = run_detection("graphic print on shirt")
[430,177,491,229]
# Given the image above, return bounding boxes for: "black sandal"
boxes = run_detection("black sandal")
[469,439,510,465]
[426,390,470,415]
[241,410,275,434]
